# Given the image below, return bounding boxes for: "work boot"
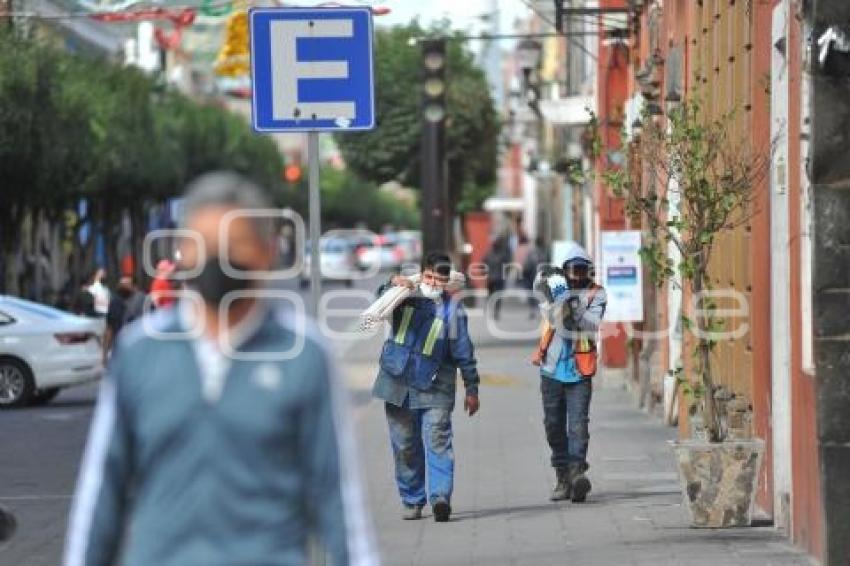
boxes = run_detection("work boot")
[550,467,571,501]
[432,498,451,523]
[402,504,424,521]
[569,463,591,503]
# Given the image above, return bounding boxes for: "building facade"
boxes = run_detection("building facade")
[593,0,826,560]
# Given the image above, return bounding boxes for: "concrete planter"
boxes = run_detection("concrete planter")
[671,439,764,528]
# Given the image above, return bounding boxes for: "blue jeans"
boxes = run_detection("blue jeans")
[541,376,592,471]
[385,403,454,507]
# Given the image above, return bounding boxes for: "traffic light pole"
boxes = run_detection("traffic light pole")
[308,132,322,318]
[420,38,450,255]
[421,120,449,254]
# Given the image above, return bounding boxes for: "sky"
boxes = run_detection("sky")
[377,0,530,33]
[288,0,532,36]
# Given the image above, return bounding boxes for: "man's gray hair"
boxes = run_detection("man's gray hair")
[181,171,275,241]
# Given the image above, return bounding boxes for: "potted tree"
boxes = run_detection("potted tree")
[598,98,771,527]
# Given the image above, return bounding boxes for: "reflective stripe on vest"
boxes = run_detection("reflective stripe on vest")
[422,317,444,356]
[394,307,415,344]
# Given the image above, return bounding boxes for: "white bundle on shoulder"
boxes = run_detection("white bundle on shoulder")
[359,271,466,331]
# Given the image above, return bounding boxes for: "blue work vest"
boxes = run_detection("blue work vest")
[379,297,454,391]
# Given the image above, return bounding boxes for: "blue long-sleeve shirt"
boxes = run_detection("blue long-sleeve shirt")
[64,303,378,566]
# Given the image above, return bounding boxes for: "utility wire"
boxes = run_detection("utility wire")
[517,0,598,61]
[3,0,382,20]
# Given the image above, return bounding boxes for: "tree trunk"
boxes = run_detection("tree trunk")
[133,205,147,288]
[102,199,119,286]
[20,211,33,299]
[3,249,17,296]
[32,209,43,303]
[692,269,720,442]
[639,281,659,411]
[1,205,21,296]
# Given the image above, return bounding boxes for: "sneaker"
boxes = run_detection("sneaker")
[569,463,591,503]
[402,504,424,520]
[550,467,571,501]
[432,498,451,523]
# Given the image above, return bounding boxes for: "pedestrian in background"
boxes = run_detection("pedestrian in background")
[102,277,145,362]
[86,268,110,318]
[149,259,177,309]
[523,237,547,319]
[71,282,96,318]
[373,252,480,523]
[483,236,510,320]
[65,172,377,566]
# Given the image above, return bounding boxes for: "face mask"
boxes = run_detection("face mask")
[188,257,253,306]
[419,283,442,300]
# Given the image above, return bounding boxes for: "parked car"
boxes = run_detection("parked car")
[0,296,104,407]
[396,230,423,263]
[300,237,359,288]
[327,229,377,271]
[358,234,405,271]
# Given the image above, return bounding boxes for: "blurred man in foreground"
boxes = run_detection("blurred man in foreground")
[65,172,377,566]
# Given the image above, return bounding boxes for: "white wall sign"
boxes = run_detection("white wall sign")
[600,230,644,322]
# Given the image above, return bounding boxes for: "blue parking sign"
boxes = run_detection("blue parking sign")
[250,7,375,132]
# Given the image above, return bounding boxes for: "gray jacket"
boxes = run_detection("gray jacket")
[540,286,608,377]
[64,304,378,566]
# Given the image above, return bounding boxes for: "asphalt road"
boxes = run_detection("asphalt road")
[0,271,388,566]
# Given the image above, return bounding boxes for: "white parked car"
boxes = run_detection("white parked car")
[300,237,359,288]
[396,230,423,263]
[0,296,104,407]
[358,234,404,271]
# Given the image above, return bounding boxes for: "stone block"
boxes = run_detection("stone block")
[671,439,764,528]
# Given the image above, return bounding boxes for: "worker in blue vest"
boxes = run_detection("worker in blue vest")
[373,252,480,523]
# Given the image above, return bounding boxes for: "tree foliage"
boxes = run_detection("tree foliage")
[0,31,284,295]
[334,23,500,214]
[278,166,419,232]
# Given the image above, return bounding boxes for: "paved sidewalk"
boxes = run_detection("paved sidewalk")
[345,307,812,566]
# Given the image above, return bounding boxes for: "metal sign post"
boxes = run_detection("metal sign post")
[308,131,321,316]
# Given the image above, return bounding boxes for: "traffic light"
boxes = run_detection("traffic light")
[420,39,447,124]
[420,38,450,253]
[284,164,302,184]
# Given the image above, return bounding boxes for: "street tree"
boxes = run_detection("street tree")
[0,31,286,298]
[598,99,770,442]
[334,23,499,218]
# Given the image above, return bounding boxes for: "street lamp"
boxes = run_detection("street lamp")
[516,39,542,113]
[516,38,543,79]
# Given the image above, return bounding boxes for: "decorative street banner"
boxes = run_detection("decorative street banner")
[600,230,644,322]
